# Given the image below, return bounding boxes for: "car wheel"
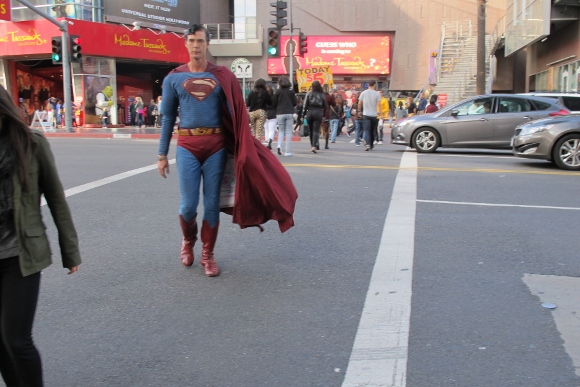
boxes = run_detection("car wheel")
[412,128,440,153]
[552,134,580,171]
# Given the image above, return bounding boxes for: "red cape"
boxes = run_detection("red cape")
[172,63,298,232]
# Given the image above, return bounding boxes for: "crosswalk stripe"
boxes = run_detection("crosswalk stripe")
[342,150,417,387]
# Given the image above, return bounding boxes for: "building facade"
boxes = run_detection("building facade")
[0,0,508,127]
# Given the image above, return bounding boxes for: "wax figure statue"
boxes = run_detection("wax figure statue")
[157,24,297,277]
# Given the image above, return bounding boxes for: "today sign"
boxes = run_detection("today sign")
[0,0,11,22]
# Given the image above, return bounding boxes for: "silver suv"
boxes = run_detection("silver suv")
[519,93,580,114]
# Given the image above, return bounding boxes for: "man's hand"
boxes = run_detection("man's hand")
[158,159,170,178]
[68,265,80,275]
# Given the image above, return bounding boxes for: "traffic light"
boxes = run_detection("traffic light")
[51,36,63,64]
[70,35,82,62]
[267,27,281,58]
[298,32,308,56]
[270,1,287,29]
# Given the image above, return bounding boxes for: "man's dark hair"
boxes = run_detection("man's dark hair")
[368,80,376,87]
[278,76,292,88]
[185,24,210,42]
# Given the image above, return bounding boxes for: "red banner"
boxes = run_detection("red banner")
[0,19,188,63]
[0,0,10,22]
[268,35,390,75]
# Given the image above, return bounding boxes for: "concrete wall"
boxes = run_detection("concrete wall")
[201,0,231,24]
[530,20,580,75]
[254,0,505,90]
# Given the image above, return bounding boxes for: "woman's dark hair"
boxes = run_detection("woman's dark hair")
[278,76,291,88]
[311,81,323,93]
[254,78,266,90]
[185,24,210,42]
[429,94,438,104]
[0,85,32,191]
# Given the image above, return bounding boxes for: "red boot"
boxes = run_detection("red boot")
[179,215,198,267]
[200,220,220,277]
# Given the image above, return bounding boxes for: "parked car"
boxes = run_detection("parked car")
[512,115,580,170]
[391,94,569,153]
[518,93,580,114]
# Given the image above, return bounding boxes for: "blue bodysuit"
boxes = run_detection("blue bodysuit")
[158,70,227,226]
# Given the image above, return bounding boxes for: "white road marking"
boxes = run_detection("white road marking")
[417,199,580,211]
[342,150,417,387]
[41,159,176,206]
[523,274,580,377]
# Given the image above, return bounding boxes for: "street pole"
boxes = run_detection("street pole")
[16,0,73,132]
[288,0,293,87]
[476,0,486,95]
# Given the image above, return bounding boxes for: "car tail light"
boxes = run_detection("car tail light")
[549,109,570,116]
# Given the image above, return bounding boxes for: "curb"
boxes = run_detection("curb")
[43,132,305,141]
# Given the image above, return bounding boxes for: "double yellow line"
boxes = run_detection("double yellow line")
[282,163,580,176]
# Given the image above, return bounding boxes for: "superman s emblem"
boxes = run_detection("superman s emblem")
[182,78,218,102]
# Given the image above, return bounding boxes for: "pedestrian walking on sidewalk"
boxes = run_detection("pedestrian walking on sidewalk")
[246,78,271,142]
[358,80,381,151]
[0,85,81,387]
[303,80,327,153]
[157,24,297,277]
[264,85,277,150]
[272,76,296,156]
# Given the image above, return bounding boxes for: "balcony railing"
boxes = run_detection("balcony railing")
[204,23,263,42]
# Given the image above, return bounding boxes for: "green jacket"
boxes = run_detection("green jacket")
[12,130,81,277]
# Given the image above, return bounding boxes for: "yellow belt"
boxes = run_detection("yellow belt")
[178,127,222,136]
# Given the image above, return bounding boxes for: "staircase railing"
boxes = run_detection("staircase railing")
[448,65,476,105]
[437,21,473,83]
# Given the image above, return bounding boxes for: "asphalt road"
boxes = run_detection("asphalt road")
[13,134,580,387]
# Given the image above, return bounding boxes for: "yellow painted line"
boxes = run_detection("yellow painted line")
[282,163,580,176]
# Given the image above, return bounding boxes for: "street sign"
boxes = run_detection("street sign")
[0,0,11,22]
[231,58,252,78]
[234,63,253,79]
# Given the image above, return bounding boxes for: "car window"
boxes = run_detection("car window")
[454,97,494,116]
[497,97,531,113]
[562,97,580,111]
[531,100,552,110]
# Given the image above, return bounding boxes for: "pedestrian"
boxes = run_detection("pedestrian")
[357,80,381,151]
[272,75,296,156]
[264,84,277,150]
[395,100,408,122]
[156,95,163,128]
[246,78,271,142]
[377,90,390,145]
[425,94,439,113]
[417,92,428,114]
[135,96,144,129]
[388,96,396,128]
[148,99,157,126]
[293,96,303,134]
[0,84,81,387]
[129,100,137,127]
[157,24,297,277]
[329,94,342,144]
[406,96,417,117]
[303,80,327,153]
[343,99,352,135]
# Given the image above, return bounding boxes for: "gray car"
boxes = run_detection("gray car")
[512,115,580,170]
[390,94,569,153]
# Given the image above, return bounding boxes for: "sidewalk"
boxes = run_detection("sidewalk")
[42,126,304,141]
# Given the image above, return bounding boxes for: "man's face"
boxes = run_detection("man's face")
[420,92,425,98]
[185,31,209,61]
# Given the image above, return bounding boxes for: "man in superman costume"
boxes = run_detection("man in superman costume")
[157,24,297,277]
